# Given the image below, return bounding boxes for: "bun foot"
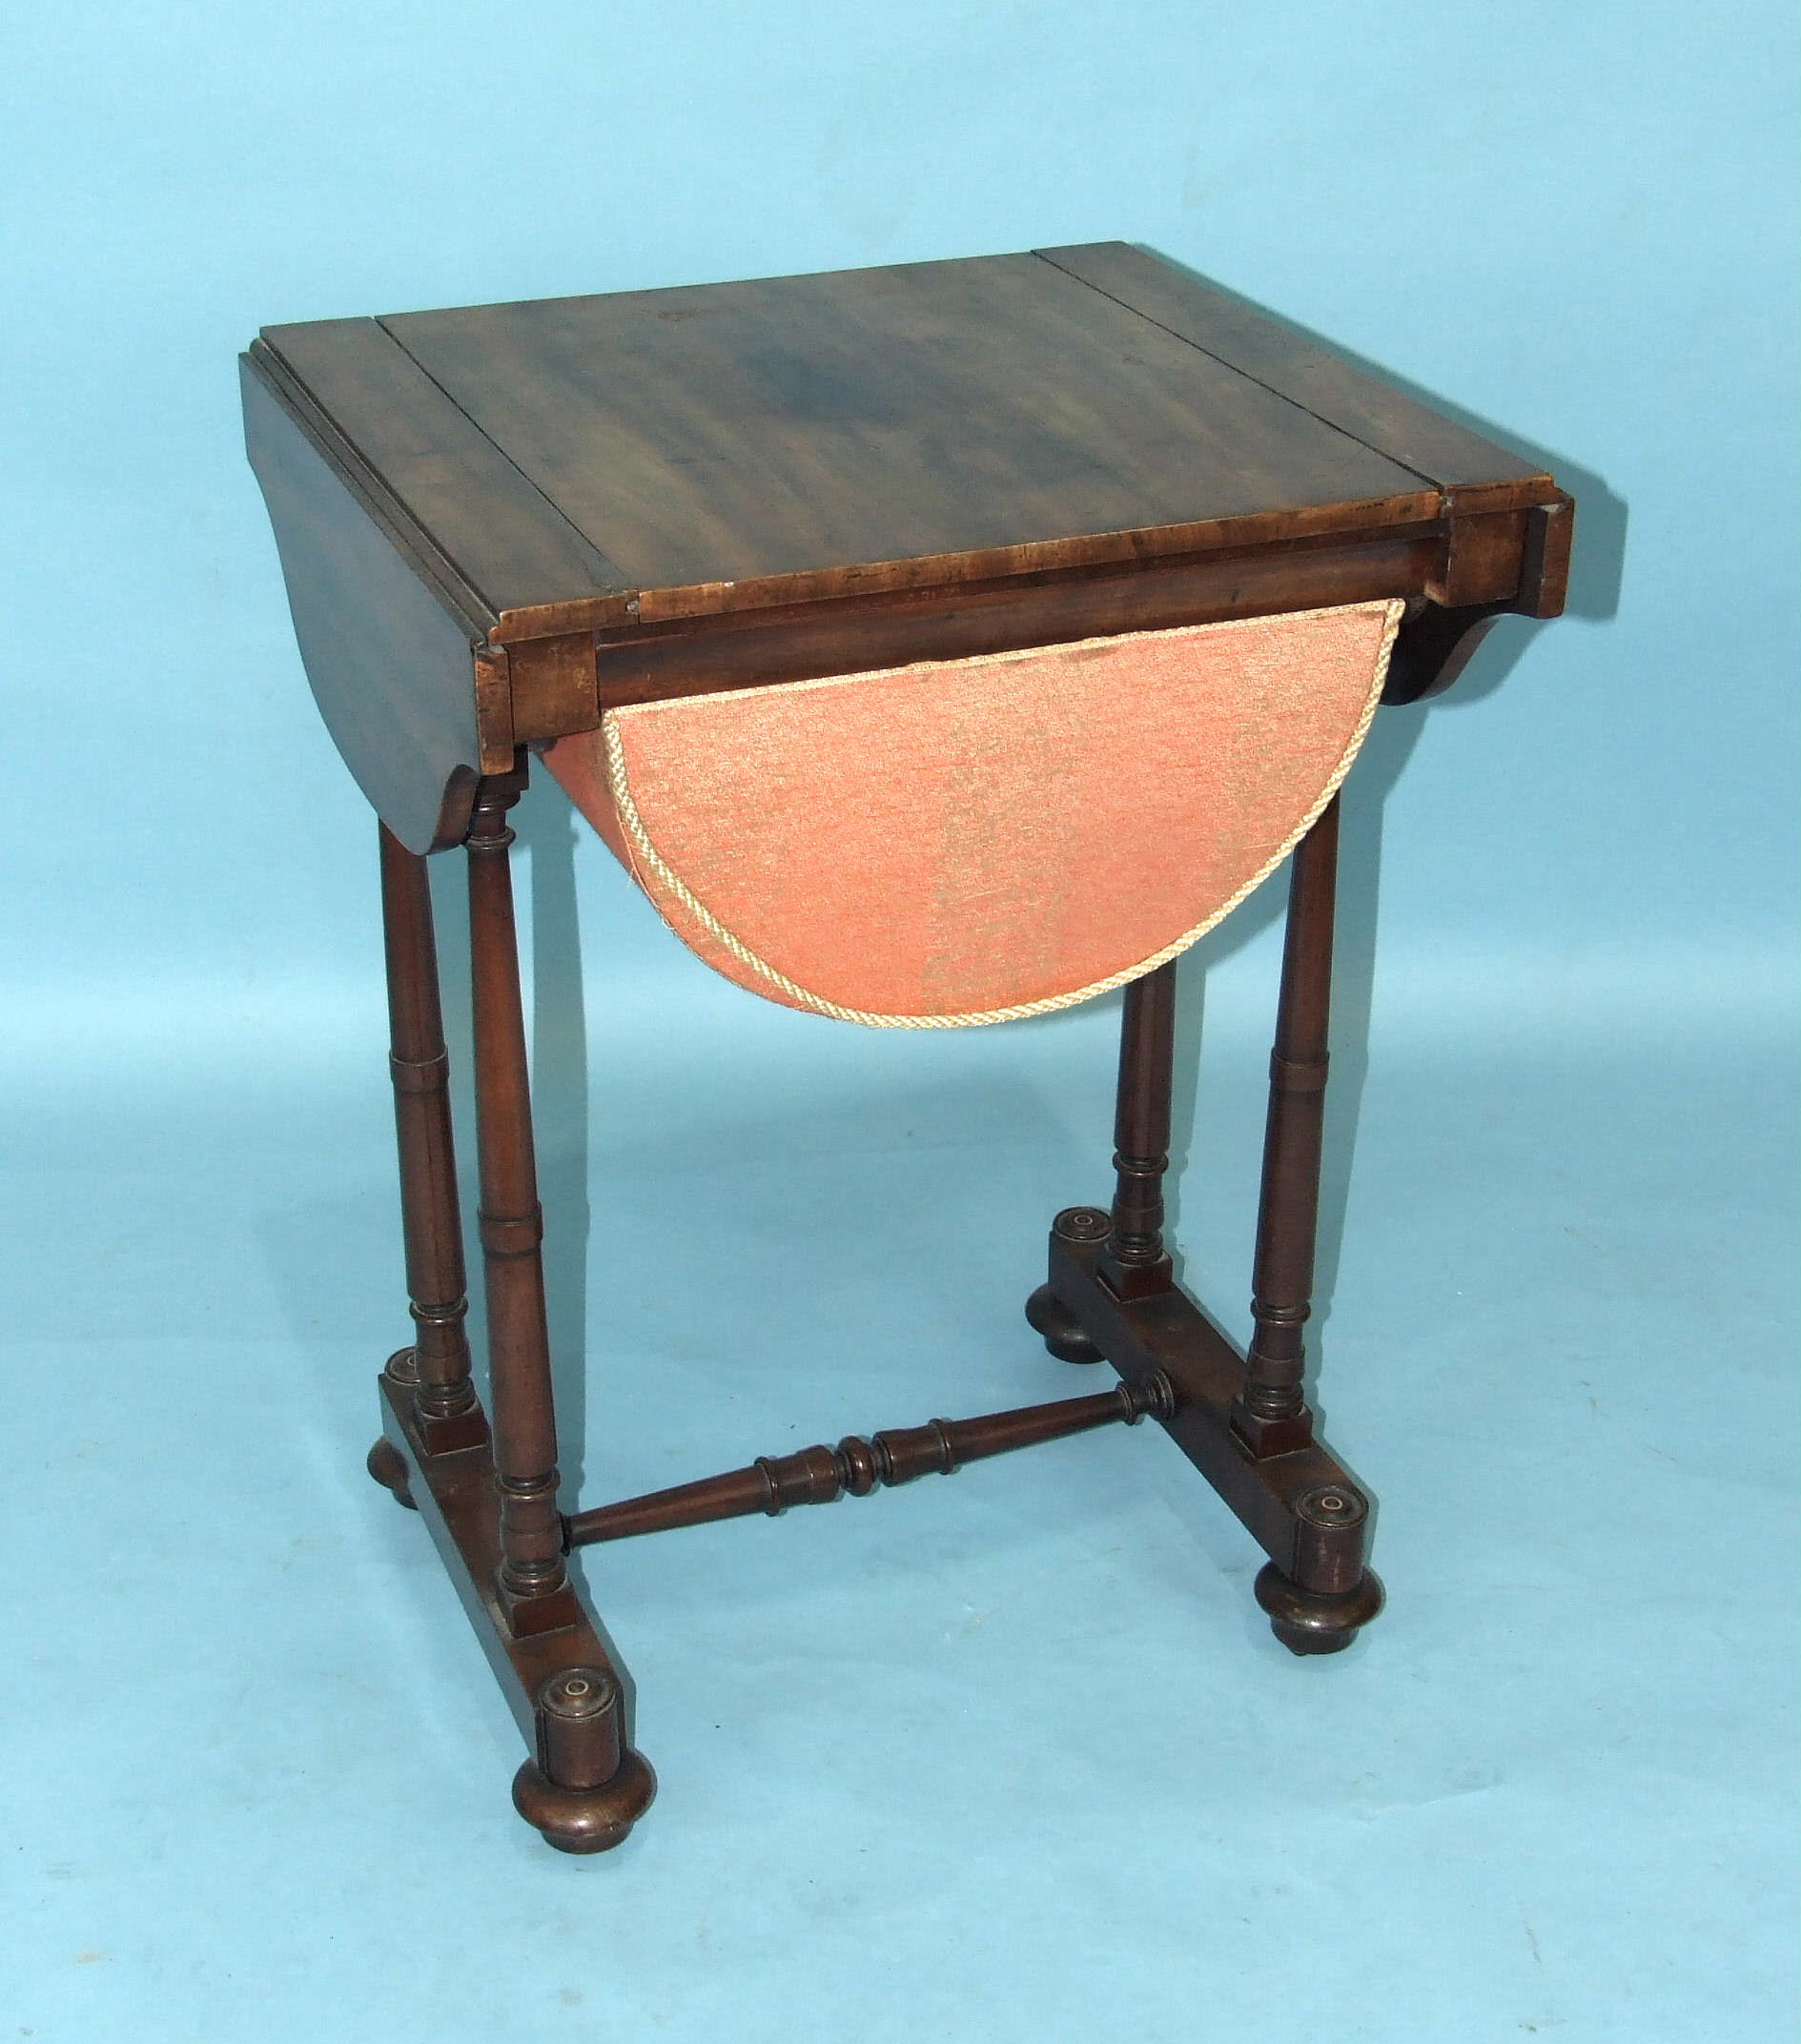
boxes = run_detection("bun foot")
[1025,1284,1105,1365]
[513,1667,656,1853]
[512,1748,656,1854]
[1254,1563,1382,1655]
[366,1435,418,1509]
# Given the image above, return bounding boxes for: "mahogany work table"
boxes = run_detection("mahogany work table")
[243,244,1571,1853]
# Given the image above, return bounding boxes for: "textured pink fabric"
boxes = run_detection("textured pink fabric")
[546,603,1397,1025]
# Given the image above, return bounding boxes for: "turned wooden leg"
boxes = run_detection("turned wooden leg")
[1097,960,1178,1300]
[1232,795,1382,1648]
[1027,961,1178,1358]
[465,767,577,1634]
[1232,797,1338,1457]
[1027,805,1378,1654]
[374,823,486,1469]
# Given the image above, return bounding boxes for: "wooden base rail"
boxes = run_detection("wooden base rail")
[372,1365,657,1856]
[562,1374,1177,1549]
[1029,1205,1383,1657]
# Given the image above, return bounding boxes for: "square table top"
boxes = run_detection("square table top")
[249,243,1559,644]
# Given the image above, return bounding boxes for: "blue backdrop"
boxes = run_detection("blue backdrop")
[4,4,1794,2039]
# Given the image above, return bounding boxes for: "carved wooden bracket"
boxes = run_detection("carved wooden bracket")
[1384,494,1573,705]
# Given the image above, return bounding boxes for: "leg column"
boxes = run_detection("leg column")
[1026,960,1179,1359]
[465,768,577,1632]
[1232,798,1339,1456]
[1097,960,1178,1301]
[1231,794,1382,1647]
[371,824,485,1488]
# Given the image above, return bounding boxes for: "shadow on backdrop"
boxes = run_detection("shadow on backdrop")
[517,787,591,1502]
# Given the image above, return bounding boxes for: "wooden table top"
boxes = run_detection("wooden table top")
[243,245,1570,850]
[251,243,1561,640]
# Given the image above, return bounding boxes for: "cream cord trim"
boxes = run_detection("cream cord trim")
[603,600,1404,1030]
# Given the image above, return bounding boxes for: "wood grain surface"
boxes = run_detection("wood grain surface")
[255,245,1561,644]
[242,356,486,852]
[1035,243,1553,510]
[374,251,1437,623]
[246,245,1569,842]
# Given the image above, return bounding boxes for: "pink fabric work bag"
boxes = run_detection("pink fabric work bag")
[545,599,1402,1028]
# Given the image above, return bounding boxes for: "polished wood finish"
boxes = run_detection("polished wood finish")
[247,245,1568,852]
[379,824,486,1452]
[365,1433,416,1509]
[464,765,574,1632]
[1034,243,1552,511]
[1036,1208,1381,1654]
[374,252,1436,625]
[245,247,1570,1848]
[1231,799,1341,1457]
[256,245,1567,643]
[249,317,628,618]
[375,1376,655,1853]
[246,244,1569,649]
[592,523,1443,710]
[1383,500,1573,705]
[563,1375,1175,1548]
[1023,1275,1108,1365]
[241,358,487,852]
[513,1667,657,1856]
[1097,962,1178,1302]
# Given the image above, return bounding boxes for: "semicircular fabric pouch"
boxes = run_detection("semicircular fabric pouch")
[544,599,1402,1029]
